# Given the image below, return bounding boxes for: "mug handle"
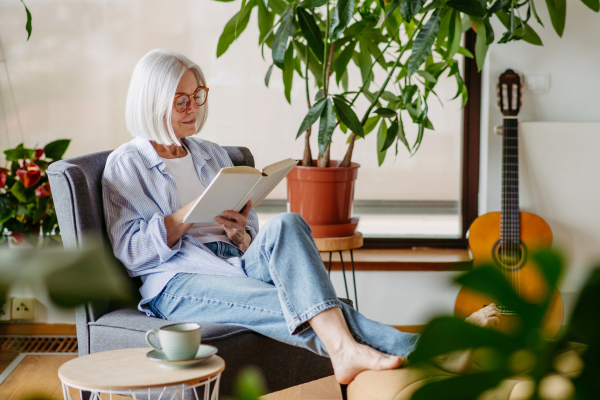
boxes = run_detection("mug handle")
[145,329,163,354]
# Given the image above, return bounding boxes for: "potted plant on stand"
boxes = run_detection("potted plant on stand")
[1,140,71,248]
[214,0,596,237]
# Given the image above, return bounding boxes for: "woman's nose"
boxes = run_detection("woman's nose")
[188,99,200,113]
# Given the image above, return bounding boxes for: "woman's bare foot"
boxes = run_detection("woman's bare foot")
[436,303,500,374]
[309,307,405,384]
[329,340,404,384]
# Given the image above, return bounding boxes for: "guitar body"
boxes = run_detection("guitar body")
[455,211,564,337]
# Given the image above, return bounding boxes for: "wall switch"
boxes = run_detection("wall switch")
[11,298,34,320]
[525,74,550,94]
[0,298,11,321]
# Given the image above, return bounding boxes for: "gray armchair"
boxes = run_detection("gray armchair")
[47,147,345,397]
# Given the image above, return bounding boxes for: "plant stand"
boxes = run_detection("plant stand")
[314,232,363,311]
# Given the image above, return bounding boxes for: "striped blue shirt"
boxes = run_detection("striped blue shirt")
[102,136,259,316]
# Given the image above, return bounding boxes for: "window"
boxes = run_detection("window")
[0,2,480,248]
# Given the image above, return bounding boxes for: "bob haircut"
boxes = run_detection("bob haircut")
[125,49,208,146]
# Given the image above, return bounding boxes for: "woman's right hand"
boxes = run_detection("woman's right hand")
[164,199,196,248]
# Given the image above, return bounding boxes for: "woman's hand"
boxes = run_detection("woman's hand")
[216,200,252,252]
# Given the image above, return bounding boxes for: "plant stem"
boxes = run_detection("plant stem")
[318,3,333,168]
[303,45,313,167]
[340,13,428,168]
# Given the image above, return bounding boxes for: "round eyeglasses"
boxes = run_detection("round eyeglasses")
[173,87,209,113]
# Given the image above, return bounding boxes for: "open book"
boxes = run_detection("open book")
[182,158,298,223]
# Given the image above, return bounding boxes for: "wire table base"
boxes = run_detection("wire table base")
[61,373,221,400]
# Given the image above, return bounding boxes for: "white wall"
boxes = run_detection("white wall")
[479,2,600,298]
[2,0,598,325]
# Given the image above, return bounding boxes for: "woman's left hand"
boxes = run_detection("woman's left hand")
[216,201,252,252]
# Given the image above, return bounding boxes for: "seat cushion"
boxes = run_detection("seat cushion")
[89,307,251,352]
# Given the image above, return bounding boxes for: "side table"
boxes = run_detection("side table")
[314,232,363,311]
[58,348,225,400]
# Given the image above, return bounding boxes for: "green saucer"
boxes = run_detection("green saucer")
[146,344,218,368]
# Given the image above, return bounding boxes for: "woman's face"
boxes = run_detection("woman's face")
[170,69,201,139]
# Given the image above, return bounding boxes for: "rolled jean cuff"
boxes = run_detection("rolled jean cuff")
[289,299,343,335]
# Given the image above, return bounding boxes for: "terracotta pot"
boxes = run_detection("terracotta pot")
[286,161,360,238]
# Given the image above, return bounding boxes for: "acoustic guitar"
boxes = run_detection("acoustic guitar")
[454,69,564,337]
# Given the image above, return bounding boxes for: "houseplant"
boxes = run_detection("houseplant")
[407,248,600,399]
[1,140,71,248]
[213,0,598,235]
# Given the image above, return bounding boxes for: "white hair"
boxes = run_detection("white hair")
[125,49,208,146]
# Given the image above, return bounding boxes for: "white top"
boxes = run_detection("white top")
[161,151,232,245]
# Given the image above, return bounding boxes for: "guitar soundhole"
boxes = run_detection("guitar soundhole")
[492,241,527,271]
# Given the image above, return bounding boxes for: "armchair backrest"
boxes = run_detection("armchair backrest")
[47,145,255,320]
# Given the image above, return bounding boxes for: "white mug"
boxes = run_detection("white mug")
[145,323,201,360]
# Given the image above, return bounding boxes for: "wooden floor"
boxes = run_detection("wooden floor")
[0,354,341,400]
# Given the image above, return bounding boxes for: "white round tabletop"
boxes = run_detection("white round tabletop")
[58,348,225,391]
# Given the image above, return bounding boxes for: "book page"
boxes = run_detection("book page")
[183,168,261,223]
[234,159,298,210]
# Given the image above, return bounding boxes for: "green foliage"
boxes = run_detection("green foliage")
[407,249,600,399]
[209,0,594,166]
[20,0,32,40]
[0,140,71,245]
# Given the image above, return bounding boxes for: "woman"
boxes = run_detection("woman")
[103,49,499,384]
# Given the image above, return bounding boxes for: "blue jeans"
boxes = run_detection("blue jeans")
[149,213,419,358]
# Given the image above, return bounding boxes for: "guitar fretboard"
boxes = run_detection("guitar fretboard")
[501,118,520,245]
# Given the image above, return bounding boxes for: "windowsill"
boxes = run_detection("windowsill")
[320,248,472,271]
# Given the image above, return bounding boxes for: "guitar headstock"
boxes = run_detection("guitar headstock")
[496,69,522,117]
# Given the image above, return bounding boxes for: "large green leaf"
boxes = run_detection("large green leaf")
[296,98,327,139]
[581,0,600,12]
[43,139,71,161]
[363,116,381,135]
[330,0,355,41]
[446,10,462,60]
[318,98,336,155]
[298,0,329,8]
[531,249,563,305]
[545,0,567,37]
[297,7,324,63]
[496,11,543,46]
[409,317,517,364]
[283,45,294,104]
[257,0,274,45]
[264,64,274,87]
[396,114,410,153]
[400,0,425,22]
[20,0,32,40]
[376,120,388,166]
[473,18,489,71]
[272,8,294,68]
[407,9,441,76]
[4,147,35,161]
[374,107,397,117]
[335,40,356,85]
[447,0,485,17]
[233,367,267,400]
[9,181,35,203]
[382,119,397,152]
[357,39,373,88]
[333,97,364,137]
[217,3,255,58]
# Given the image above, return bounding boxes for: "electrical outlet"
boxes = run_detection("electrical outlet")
[0,298,11,321]
[11,298,34,320]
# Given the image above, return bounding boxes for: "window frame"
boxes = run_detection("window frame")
[363,30,481,250]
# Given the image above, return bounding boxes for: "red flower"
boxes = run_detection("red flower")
[35,182,52,197]
[35,149,44,159]
[10,232,25,245]
[0,172,5,188]
[16,162,41,188]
